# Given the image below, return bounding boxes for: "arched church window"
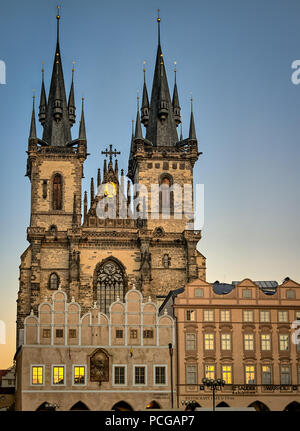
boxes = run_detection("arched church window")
[49,273,59,290]
[52,174,62,210]
[95,260,125,314]
[163,254,170,268]
[159,175,174,215]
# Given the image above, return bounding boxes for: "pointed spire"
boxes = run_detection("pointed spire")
[141,61,149,126]
[172,61,181,126]
[135,93,143,139]
[68,62,76,126]
[42,7,72,146]
[103,159,107,179]
[29,93,37,139]
[180,123,183,141]
[97,168,101,188]
[189,95,197,140]
[145,13,178,146]
[114,159,119,176]
[83,191,88,220]
[90,177,94,203]
[78,97,86,140]
[38,63,47,126]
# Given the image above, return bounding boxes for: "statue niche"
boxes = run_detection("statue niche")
[69,250,80,282]
[90,349,109,383]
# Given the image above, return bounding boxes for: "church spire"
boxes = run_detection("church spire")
[145,12,178,146]
[188,95,197,140]
[172,62,181,126]
[29,93,37,139]
[141,61,149,126]
[38,63,47,126]
[42,7,72,146]
[135,93,143,139]
[68,62,76,126]
[78,97,86,140]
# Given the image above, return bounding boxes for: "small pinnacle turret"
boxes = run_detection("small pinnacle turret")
[68,64,76,126]
[38,64,47,126]
[189,97,197,140]
[78,98,86,140]
[172,63,181,126]
[141,63,149,126]
[29,95,37,140]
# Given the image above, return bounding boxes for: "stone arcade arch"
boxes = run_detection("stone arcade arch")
[36,402,55,411]
[70,401,90,411]
[112,401,134,411]
[284,401,300,411]
[146,400,161,409]
[185,402,201,411]
[248,401,270,411]
[216,402,230,407]
[93,257,127,315]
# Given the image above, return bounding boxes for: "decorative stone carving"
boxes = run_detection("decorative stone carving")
[69,250,80,282]
[90,349,109,382]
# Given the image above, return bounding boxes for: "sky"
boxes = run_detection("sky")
[0,0,300,368]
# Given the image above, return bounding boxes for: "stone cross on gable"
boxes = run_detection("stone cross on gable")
[101,145,120,164]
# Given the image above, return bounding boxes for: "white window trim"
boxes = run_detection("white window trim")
[51,364,66,387]
[133,364,147,386]
[153,364,168,386]
[72,364,87,386]
[30,364,45,387]
[112,364,128,386]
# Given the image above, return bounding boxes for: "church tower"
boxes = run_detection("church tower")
[17,11,206,347]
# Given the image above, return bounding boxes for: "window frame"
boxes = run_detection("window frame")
[185,309,196,322]
[30,365,45,386]
[204,364,215,380]
[51,364,66,386]
[279,334,289,351]
[186,364,197,385]
[133,365,147,386]
[113,364,127,386]
[244,333,254,351]
[220,309,231,322]
[203,309,214,322]
[243,310,254,322]
[222,364,232,384]
[244,365,256,384]
[221,333,232,351]
[186,332,197,351]
[261,334,271,351]
[261,365,272,385]
[280,365,291,385]
[204,333,215,351]
[72,365,87,386]
[153,365,168,386]
[260,310,270,323]
[278,311,289,323]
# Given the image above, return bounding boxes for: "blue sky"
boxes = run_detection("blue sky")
[0,0,300,367]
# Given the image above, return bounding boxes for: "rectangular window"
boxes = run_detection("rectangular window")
[243,310,254,322]
[135,366,146,385]
[69,329,77,338]
[221,333,231,350]
[116,329,123,339]
[143,330,153,339]
[260,311,270,322]
[222,365,232,384]
[242,289,252,299]
[53,366,65,385]
[278,311,288,323]
[203,310,214,322]
[155,366,166,385]
[31,366,44,385]
[73,366,85,385]
[279,334,289,351]
[204,333,214,350]
[130,329,138,339]
[244,333,254,351]
[42,329,51,338]
[261,334,271,351]
[186,310,196,321]
[205,364,215,380]
[186,364,197,385]
[296,311,300,320]
[56,329,63,338]
[186,333,196,351]
[220,310,231,322]
[195,288,204,298]
[280,365,291,384]
[245,365,255,384]
[114,366,126,385]
[262,365,272,385]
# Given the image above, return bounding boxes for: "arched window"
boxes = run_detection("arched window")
[94,260,125,314]
[52,174,62,210]
[163,254,170,268]
[49,273,59,290]
[159,175,174,215]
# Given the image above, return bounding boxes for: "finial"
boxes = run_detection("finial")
[30,309,34,316]
[32,89,36,105]
[41,61,45,79]
[137,90,140,111]
[190,92,193,113]
[148,295,151,302]
[174,61,177,83]
[143,61,146,83]
[164,308,168,315]
[56,5,61,20]
[157,8,161,44]
[71,296,75,302]
[72,61,75,80]
[132,283,136,290]
[56,5,61,44]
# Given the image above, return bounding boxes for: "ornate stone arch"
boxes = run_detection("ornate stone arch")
[93,257,127,314]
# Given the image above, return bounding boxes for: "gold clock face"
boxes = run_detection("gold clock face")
[104,182,117,198]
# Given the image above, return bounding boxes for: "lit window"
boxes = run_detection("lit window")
[186,310,196,321]
[204,333,214,350]
[279,334,289,351]
[243,310,254,322]
[278,311,288,323]
[244,333,254,351]
[186,364,197,385]
[42,329,51,338]
[296,311,300,320]
[242,289,252,299]
[69,329,77,338]
[130,329,138,339]
[245,366,255,384]
[73,366,85,385]
[280,365,291,384]
[53,366,64,385]
[135,366,146,385]
[56,329,63,338]
[186,333,196,351]
[261,334,271,351]
[155,366,166,385]
[116,329,123,338]
[205,364,215,380]
[221,333,231,350]
[195,288,204,298]
[262,365,272,385]
[32,366,43,385]
[203,310,214,322]
[220,310,230,322]
[143,330,153,339]
[222,365,232,384]
[114,366,126,385]
[260,311,270,322]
